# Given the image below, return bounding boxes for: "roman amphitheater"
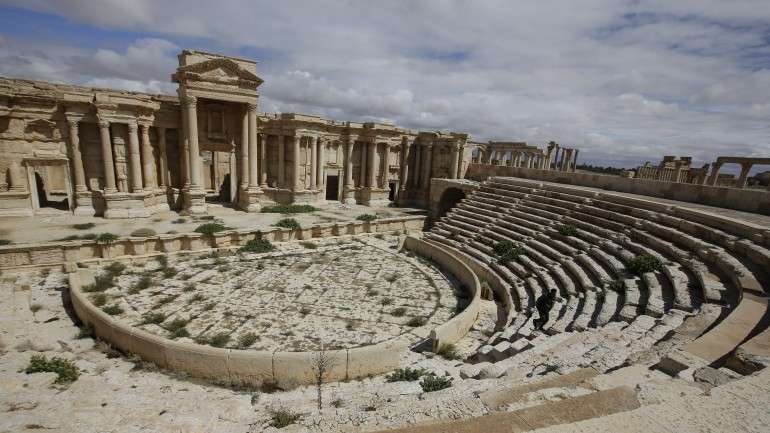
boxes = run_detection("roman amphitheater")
[1,50,769,433]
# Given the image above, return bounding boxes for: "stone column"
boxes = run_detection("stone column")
[572,149,580,173]
[344,139,354,188]
[708,162,722,186]
[449,143,460,179]
[229,145,238,202]
[240,108,249,188]
[66,119,87,192]
[292,135,301,191]
[260,133,268,187]
[8,160,25,192]
[380,143,389,188]
[247,103,259,190]
[157,127,168,188]
[398,138,410,189]
[139,123,156,190]
[421,144,433,188]
[98,119,117,193]
[179,115,190,188]
[278,134,285,187]
[310,136,318,190]
[184,96,202,190]
[367,141,377,189]
[316,137,324,189]
[359,141,368,187]
[413,144,422,188]
[126,121,143,192]
[736,162,752,188]
[342,137,356,204]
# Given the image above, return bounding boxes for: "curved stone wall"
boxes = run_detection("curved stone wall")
[403,236,482,350]
[68,269,407,388]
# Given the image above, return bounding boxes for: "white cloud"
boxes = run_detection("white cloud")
[0,0,769,168]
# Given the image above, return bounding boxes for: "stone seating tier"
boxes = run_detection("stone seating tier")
[429,176,769,375]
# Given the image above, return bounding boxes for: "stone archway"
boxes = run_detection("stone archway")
[435,187,466,221]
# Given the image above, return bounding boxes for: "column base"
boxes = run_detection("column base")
[182,189,207,215]
[242,187,263,213]
[342,186,357,205]
[103,192,153,219]
[73,191,96,216]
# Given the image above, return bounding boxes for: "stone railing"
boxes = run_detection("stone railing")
[465,163,770,216]
[0,215,426,272]
[68,269,408,388]
[403,236,482,350]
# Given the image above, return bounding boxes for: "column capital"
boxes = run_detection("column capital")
[138,121,152,131]
[246,102,258,113]
[127,121,139,132]
[96,116,110,129]
[66,118,80,131]
[181,95,197,108]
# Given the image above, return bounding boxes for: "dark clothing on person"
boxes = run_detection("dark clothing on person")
[533,290,557,330]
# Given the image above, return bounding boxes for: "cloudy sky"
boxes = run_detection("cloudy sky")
[1,0,769,170]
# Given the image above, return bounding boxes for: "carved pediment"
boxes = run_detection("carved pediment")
[175,58,263,88]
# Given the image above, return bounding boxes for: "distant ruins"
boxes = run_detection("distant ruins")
[635,155,770,189]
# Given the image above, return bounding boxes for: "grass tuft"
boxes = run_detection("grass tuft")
[25,354,80,384]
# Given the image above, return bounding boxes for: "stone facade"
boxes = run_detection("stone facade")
[471,140,578,172]
[0,49,475,218]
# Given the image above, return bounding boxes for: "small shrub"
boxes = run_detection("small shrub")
[95,233,119,245]
[383,274,398,283]
[273,218,300,230]
[104,262,126,276]
[391,307,407,317]
[90,293,107,307]
[386,367,426,382]
[141,312,166,325]
[188,293,205,304]
[261,204,318,214]
[182,283,195,292]
[102,304,124,316]
[300,241,317,249]
[557,224,579,237]
[202,302,216,311]
[374,233,385,240]
[380,298,393,306]
[76,324,93,339]
[154,294,179,308]
[628,253,663,275]
[406,316,426,327]
[356,214,378,222]
[435,343,461,360]
[420,373,453,392]
[171,218,187,224]
[0,239,11,246]
[194,223,228,236]
[130,228,156,237]
[170,327,190,339]
[239,238,274,253]
[492,240,526,263]
[164,318,189,333]
[238,332,258,348]
[161,267,178,278]
[155,255,168,269]
[73,222,95,230]
[129,275,153,294]
[345,320,357,331]
[25,354,80,384]
[201,332,230,348]
[607,278,626,292]
[330,398,344,408]
[29,303,42,313]
[83,273,115,293]
[299,306,311,316]
[268,407,301,428]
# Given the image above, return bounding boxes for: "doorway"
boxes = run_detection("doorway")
[326,175,339,200]
[388,181,397,201]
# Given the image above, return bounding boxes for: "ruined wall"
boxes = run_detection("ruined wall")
[466,164,770,216]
